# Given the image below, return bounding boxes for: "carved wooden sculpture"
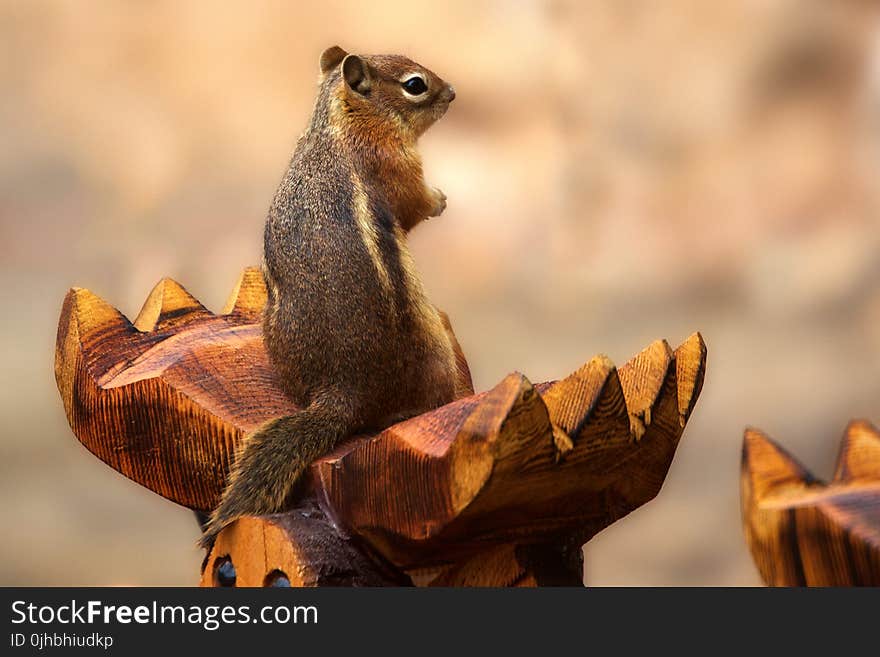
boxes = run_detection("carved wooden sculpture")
[741,422,880,586]
[55,267,707,586]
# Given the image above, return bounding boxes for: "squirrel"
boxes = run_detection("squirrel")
[199,46,461,546]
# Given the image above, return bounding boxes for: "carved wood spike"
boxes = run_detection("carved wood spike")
[55,268,300,511]
[316,334,706,568]
[741,422,880,586]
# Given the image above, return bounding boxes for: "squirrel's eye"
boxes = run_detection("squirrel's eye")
[402,76,428,96]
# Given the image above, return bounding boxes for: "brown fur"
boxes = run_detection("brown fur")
[200,47,459,546]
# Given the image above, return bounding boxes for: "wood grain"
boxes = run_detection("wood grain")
[741,422,880,586]
[427,541,585,587]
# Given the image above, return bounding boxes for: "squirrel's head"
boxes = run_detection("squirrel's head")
[319,45,456,139]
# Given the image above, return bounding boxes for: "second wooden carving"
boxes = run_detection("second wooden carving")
[741,422,880,586]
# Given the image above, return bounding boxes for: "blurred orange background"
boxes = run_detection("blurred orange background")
[3,0,880,585]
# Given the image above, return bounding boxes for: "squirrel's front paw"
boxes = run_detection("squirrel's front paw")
[428,187,447,217]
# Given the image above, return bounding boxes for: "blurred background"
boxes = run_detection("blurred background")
[3,0,880,585]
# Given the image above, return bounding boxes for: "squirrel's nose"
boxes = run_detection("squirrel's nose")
[446,85,456,102]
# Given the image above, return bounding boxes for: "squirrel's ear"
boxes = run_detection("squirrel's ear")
[319,46,348,75]
[342,54,371,95]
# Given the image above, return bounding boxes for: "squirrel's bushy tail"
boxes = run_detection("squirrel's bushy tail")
[199,393,352,548]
